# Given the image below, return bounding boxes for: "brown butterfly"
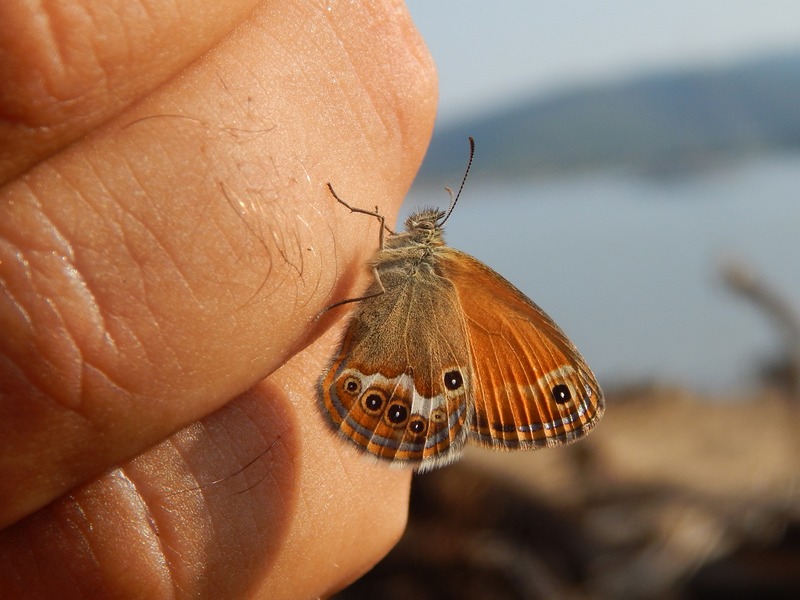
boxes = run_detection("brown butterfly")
[319,138,604,472]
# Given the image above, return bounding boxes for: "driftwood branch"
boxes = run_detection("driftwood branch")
[721,259,800,398]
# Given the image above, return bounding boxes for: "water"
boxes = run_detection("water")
[404,154,800,393]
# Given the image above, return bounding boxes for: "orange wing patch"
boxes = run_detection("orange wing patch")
[437,248,604,449]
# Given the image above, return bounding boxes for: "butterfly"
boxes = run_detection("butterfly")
[319,138,604,472]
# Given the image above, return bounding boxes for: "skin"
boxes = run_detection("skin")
[0,0,437,597]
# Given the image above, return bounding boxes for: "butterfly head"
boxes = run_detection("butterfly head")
[399,136,472,246]
[402,209,447,242]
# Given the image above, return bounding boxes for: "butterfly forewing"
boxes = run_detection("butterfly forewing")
[437,248,604,449]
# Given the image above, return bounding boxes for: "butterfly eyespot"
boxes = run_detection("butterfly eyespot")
[386,403,408,425]
[443,369,464,391]
[408,419,427,435]
[430,408,447,423]
[362,391,385,414]
[343,377,361,395]
[551,383,572,404]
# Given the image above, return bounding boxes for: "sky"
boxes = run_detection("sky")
[405,1,800,124]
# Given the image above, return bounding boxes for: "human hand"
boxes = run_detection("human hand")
[0,0,436,597]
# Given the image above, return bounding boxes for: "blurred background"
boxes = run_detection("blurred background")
[405,0,800,393]
[336,2,800,598]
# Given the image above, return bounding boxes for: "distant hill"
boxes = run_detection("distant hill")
[418,51,800,181]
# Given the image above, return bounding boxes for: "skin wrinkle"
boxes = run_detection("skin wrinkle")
[192,492,227,598]
[65,499,94,557]
[126,483,189,600]
[59,497,105,591]
[54,254,118,381]
[56,161,113,237]
[28,2,68,92]
[151,442,215,589]
[321,9,391,156]
[1,224,96,413]
[368,2,431,158]
[140,215,204,311]
[111,470,172,590]
[2,2,269,182]
[84,9,116,107]
[334,72,386,170]
[0,245,33,326]
[44,3,104,106]
[38,294,83,405]
[204,420,244,491]
[156,251,202,318]
[19,192,78,261]
[133,0,157,34]
[114,227,182,385]
[79,363,132,428]
[37,185,126,384]
[269,13,382,163]
[57,257,105,348]
[82,150,228,363]
[218,183,275,286]
[110,205,179,317]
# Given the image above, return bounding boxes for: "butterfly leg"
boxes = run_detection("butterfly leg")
[319,183,392,315]
[326,183,395,248]
[322,265,386,313]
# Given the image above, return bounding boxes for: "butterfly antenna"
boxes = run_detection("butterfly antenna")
[440,136,475,225]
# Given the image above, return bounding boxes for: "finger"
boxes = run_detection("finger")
[0,0,262,182]
[0,325,412,599]
[0,0,436,527]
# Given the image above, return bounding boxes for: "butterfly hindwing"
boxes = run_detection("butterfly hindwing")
[320,260,474,470]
